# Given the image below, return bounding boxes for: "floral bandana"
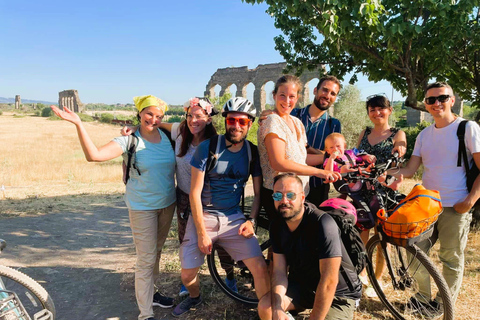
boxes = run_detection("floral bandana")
[133,95,168,113]
[183,97,214,115]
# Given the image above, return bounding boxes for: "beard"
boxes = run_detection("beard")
[313,96,331,111]
[277,203,302,221]
[225,127,248,144]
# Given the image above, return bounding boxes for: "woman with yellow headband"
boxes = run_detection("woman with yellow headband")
[51,95,176,320]
[122,97,219,297]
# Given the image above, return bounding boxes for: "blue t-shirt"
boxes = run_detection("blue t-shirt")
[190,136,261,216]
[113,129,176,211]
[291,105,341,187]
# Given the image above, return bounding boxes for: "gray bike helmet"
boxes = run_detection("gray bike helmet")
[222,97,256,120]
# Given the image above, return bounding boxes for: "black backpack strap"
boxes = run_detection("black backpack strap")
[125,134,140,184]
[160,127,175,149]
[206,135,221,175]
[456,120,470,174]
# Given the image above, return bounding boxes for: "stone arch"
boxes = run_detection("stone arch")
[205,62,325,115]
[58,89,84,113]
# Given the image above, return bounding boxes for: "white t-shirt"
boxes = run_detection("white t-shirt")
[412,117,480,207]
[171,122,198,194]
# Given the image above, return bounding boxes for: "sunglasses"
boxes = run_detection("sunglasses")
[424,95,451,105]
[272,192,298,201]
[226,117,251,126]
[366,93,388,101]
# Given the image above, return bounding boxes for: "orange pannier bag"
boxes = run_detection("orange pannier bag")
[377,184,442,239]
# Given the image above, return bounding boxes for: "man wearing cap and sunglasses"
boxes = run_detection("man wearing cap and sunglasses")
[173,97,270,318]
[389,82,480,312]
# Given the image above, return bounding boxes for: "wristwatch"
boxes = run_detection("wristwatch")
[248,218,256,229]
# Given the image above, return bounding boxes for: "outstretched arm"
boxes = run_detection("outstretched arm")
[265,134,340,182]
[51,105,123,162]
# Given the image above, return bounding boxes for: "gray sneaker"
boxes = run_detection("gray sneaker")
[172,296,202,317]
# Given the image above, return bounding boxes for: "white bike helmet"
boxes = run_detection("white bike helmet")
[222,97,256,120]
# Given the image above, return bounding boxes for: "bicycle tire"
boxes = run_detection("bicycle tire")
[0,265,56,319]
[366,234,454,320]
[207,226,270,306]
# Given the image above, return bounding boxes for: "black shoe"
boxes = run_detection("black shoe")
[407,297,444,318]
[145,318,157,320]
[172,296,202,317]
[153,292,174,308]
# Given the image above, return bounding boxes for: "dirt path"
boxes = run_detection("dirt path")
[0,200,140,320]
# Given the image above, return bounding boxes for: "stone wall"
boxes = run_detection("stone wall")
[58,90,84,113]
[205,62,325,115]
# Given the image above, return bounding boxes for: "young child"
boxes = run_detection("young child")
[324,132,402,190]
[323,133,376,173]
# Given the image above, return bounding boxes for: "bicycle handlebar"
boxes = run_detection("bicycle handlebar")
[340,152,404,184]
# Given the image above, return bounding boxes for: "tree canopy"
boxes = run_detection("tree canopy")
[243,0,480,111]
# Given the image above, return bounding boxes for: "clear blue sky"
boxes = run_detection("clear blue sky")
[0,0,402,105]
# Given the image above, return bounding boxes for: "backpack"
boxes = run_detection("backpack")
[317,205,367,290]
[205,135,259,209]
[377,184,442,239]
[457,120,480,207]
[122,128,174,185]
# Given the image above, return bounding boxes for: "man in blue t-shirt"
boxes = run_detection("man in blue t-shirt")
[172,98,270,319]
[290,76,342,206]
[258,173,361,320]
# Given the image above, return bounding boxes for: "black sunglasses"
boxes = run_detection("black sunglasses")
[424,95,451,105]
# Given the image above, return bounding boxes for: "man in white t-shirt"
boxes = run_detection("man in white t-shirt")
[393,82,480,312]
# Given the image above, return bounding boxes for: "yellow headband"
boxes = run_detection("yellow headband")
[133,95,168,113]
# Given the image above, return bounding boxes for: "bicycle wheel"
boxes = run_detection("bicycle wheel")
[207,223,270,306]
[366,234,453,320]
[0,265,56,319]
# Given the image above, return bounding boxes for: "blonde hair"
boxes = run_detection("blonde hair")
[324,132,346,151]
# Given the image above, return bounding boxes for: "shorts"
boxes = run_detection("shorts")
[286,277,356,319]
[179,210,263,269]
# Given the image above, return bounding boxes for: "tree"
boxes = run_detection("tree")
[333,85,370,148]
[243,0,479,111]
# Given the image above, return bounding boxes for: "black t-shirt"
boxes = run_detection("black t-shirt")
[270,202,362,299]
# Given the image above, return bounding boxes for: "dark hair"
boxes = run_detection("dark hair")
[425,82,454,95]
[177,111,217,158]
[316,75,341,90]
[272,75,303,99]
[366,95,391,111]
[273,172,304,189]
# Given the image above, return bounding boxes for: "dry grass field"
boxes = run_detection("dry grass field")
[0,112,479,319]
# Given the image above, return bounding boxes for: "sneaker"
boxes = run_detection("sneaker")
[152,292,174,308]
[364,286,377,298]
[358,274,369,286]
[178,284,188,297]
[172,296,202,317]
[225,277,238,293]
[284,311,296,320]
[407,297,444,318]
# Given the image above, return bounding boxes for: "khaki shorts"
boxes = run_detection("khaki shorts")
[179,210,263,269]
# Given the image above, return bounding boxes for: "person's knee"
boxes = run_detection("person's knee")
[136,254,157,271]
[181,268,198,284]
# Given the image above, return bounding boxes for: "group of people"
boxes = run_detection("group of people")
[51,75,480,320]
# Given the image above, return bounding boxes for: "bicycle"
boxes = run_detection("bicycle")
[335,154,454,320]
[206,204,271,306]
[0,239,55,320]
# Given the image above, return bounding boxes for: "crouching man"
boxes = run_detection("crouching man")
[259,173,361,320]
